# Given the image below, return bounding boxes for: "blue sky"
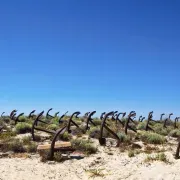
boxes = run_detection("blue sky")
[0,0,179,119]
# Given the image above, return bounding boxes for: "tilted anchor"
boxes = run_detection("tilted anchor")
[145,111,155,131]
[67,111,81,133]
[112,111,118,121]
[85,111,96,130]
[174,117,180,129]
[15,113,24,125]
[99,111,121,146]
[46,108,54,119]
[163,113,173,128]
[84,112,90,117]
[28,110,36,119]
[58,111,68,124]
[1,112,5,118]
[10,110,17,120]
[138,116,142,121]
[124,111,137,135]
[100,112,106,120]
[115,112,126,127]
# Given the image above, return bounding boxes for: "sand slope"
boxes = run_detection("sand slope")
[0,145,180,180]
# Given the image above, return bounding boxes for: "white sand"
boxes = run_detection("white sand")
[0,142,180,180]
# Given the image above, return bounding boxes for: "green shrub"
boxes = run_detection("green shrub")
[156,152,167,162]
[139,131,166,144]
[169,129,180,138]
[18,116,28,122]
[145,153,168,163]
[22,136,32,145]
[50,117,59,125]
[2,117,11,124]
[54,152,63,162]
[128,150,135,157]
[9,139,25,153]
[137,122,146,130]
[117,132,131,144]
[60,132,72,141]
[93,119,102,126]
[71,139,97,155]
[15,123,32,134]
[0,119,5,126]
[26,142,37,153]
[47,124,59,131]
[76,120,82,126]
[0,131,17,141]
[88,127,100,139]
[153,124,170,136]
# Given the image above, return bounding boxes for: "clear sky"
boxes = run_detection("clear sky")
[0,0,179,119]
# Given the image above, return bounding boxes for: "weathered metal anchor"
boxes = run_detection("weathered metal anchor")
[163,113,173,128]
[28,110,36,119]
[174,117,180,129]
[112,111,118,121]
[10,110,17,120]
[85,111,96,130]
[124,111,137,135]
[100,112,106,120]
[46,108,54,119]
[145,111,155,131]
[99,111,121,146]
[1,112,5,118]
[32,111,57,141]
[67,111,81,133]
[115,112,126,127]
[58,111,68,124]
[175,136,180,159]
[15,113,24,124]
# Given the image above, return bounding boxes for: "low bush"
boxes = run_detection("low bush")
[54,151,63,162]
[169,129,180,138]
[117,132,131,144]
[9,139,25,153]
[22,136,32,145]
[153,124,170,136]
[144,153,168,163]
[59,132,72,141]
[0,131,17,141]
[71,139,97,155]
[93,119,102,126]
[18,116,28,122]
[88,127,100,139]
[26,142,37,153]
[15,123,32,134]
[137,122,146,130]
[138,131,166,144]
[2,117,11,124]
[47,124,59,131]
[128,150,135,157]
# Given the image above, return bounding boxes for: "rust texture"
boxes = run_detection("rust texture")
[15,113,24,124]
[116,112,126,127]
[28,110,36,119]
[145,111,155,131]
[163,113,173,128]
[46,108,54,119]
[67,111,81,133]
[124,111,137,135]
[10,110,17,120]
[99,111,121,146]
[58,111,68,124]
[100,112,106,120]
[85,111,96,130]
